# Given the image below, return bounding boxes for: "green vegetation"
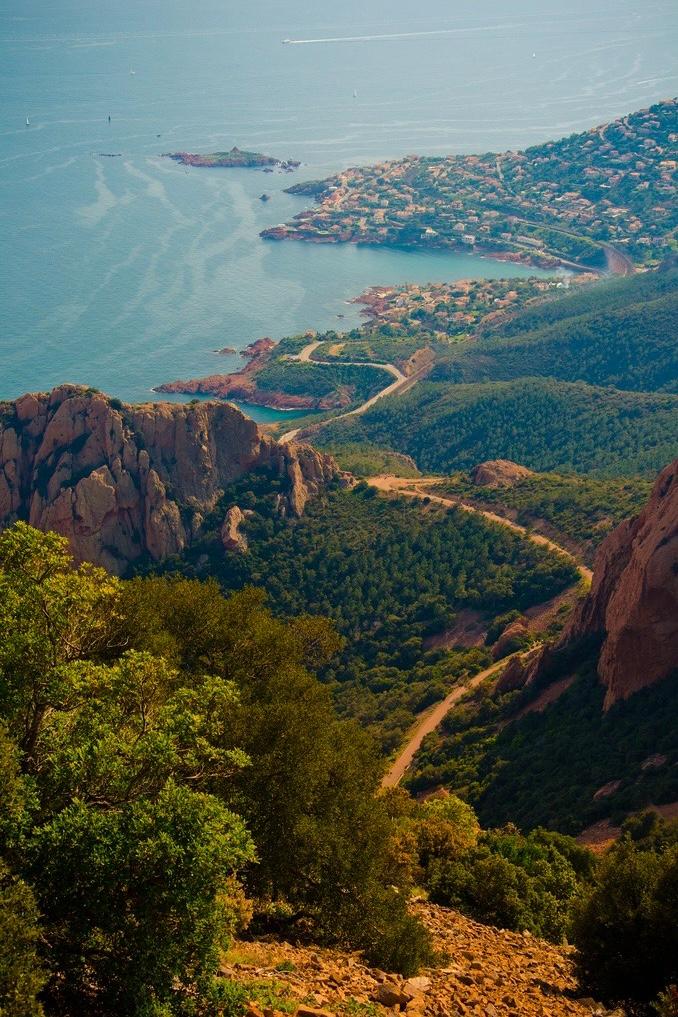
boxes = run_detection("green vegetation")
[0,523,434,1014]
[160,480,578,752]
[435,471,651,565]
[484,262,677,339]
[404,653,678,836]
[439,268,678,394]
[320,442,421,478]
[165,147,298,169]
[0,859,45,1017]
[255,359,385,405]
[571,813,678,1011]
[348,276,575,344]
[317,377,678,477]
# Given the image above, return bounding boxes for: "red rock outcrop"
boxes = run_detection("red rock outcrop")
[0,385,336,574]
[471,459,534,488]
[501,457,678,708]
[221,505,250,553]
[570,455,678,707]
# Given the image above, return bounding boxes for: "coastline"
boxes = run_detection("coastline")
[259,228,603,276]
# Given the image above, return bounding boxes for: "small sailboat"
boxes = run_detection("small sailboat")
[129,67,136,75]
[25,114,30,126]
[353,89,358,99]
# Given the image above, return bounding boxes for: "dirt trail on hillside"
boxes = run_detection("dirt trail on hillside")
[372,475,591,787]
[369,475,592,582]
[382,656,511,788]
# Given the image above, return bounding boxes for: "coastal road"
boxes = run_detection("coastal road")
[371,474,592,787]
[279,340,423,443]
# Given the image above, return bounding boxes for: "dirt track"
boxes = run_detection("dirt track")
[372,474,591,787]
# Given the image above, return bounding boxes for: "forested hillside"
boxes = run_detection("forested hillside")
[434,471,652,565]
[438,272,678,393]
[406,656,678,836]
[482,262,677,339]
[0,523,435,1015]
[158,479,578,751]
[317,378,678,477]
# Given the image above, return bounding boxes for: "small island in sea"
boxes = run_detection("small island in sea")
[163,146,300,171]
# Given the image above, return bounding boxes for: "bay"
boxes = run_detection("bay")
[1,0,676,410]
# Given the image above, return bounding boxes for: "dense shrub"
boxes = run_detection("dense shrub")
[571,827,678,1010]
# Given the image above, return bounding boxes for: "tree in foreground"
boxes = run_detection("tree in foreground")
[0,524,255,1014]
[0,523,433,1014]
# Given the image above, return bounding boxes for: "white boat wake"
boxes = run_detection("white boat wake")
[284,25,522,45]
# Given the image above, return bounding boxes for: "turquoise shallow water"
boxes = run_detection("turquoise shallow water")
[1,0,676,411]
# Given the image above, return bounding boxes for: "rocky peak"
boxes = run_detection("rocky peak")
[0,385,336,574]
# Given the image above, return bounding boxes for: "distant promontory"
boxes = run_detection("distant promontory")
[163,147,300,171]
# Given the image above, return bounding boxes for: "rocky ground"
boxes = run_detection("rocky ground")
[222,902,623,1017]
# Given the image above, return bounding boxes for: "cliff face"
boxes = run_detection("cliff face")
[508,457,678,708]
[0,385,336,573]
[568,456,678,707]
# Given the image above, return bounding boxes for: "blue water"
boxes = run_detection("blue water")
[1,0,676,412]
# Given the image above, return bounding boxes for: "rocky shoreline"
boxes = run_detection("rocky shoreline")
[155,337,344,411]
[260,225,565,272]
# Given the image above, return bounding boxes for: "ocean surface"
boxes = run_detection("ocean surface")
[1,0,676,418]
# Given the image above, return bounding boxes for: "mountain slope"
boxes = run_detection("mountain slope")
[438,267,678,393]
[405,457,678,832]
[317,377,678,476]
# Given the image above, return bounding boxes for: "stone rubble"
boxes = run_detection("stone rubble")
[222,902,623,1017]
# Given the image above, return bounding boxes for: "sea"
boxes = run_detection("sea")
[1,0,676,420]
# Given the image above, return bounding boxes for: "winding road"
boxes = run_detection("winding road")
[278,340,422,443]
[382,655,515,788]
[368,476,592,583]
[373,475,591,787]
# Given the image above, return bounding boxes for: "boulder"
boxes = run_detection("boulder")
[492,618,530,660]
[221,505,248,553]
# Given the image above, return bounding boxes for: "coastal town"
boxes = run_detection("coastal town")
[350,274,593,342]
[156,274,590,406]
[262,99,677,269]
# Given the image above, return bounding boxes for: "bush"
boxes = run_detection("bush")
[424,823,589,942]
[571,838,678,1008]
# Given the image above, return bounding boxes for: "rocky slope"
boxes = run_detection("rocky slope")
[504,456,678,707]
[0,385,336,573]
[223,902,617,1017]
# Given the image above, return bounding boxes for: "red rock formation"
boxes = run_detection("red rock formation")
[500,457,678,708]
[0,385,336,574]
[569,456,678,707]
[220,505,250,553]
